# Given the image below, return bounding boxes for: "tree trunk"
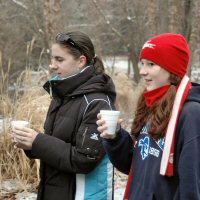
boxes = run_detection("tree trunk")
[42,0,62,48]
[43,0,52,49]
[187,0,200,76]
[52,0,63,36]
[168,0,181,33]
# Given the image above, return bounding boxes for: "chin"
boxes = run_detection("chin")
[146,86,156,91]
[57,74,63,78]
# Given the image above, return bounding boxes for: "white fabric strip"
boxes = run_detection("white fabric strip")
[75,174,85,200]
[84,94,89,105]
[83,97,112,118]
[160,75,190,175]
[107,160,114,200]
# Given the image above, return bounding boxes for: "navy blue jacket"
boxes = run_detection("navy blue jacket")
[103,83,200,200]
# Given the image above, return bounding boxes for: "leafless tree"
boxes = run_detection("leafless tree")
[0,0,199,83]
[88,0,200,82]
[42,0,63,49]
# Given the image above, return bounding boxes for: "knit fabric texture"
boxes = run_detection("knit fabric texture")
[140,33,190,78]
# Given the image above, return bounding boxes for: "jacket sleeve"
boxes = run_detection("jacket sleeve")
[102,128,133,174]
[30,98,113,174]
[174,102,200,200]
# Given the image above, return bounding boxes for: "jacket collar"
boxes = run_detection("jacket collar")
[43,66,95,98]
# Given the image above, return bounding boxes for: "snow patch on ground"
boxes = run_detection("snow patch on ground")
[114,187,126,200]
[15,192,37,200]
[1,178,126,200]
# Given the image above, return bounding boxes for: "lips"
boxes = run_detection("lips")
[145,79,152,85]
[53,72,61,76]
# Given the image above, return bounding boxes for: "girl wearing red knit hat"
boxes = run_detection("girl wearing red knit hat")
[97,33,200,200]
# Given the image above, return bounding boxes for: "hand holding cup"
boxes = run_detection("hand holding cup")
[11,120,38,150]
[11,120,29,142]
[97,110,122,139]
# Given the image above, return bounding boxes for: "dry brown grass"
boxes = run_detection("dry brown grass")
[110,71,145,118]
[0,68,50,196]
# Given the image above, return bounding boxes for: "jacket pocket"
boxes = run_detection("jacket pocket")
[76,125,103,159]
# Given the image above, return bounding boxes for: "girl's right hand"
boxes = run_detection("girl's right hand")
[96,113,122,139]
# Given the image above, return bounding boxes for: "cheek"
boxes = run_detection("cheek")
[63,62,78,74]
[57,65,66,72]
[59,61,71,70]
[162,72,170,84]
[156,73,170,85]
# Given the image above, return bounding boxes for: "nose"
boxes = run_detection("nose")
[139,66,148,76]
[49,59,58,70]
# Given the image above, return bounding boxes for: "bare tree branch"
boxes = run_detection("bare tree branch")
[91,0,129,51]
[11,0,27,10]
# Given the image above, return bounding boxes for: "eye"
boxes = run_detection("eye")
[55,56,64,62]
[147,62,155,67]
[138,61,144,69]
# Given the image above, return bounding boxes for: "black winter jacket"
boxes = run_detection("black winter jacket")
[26,66,116,200]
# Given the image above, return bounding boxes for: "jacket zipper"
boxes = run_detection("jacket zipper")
[81,127,88,147]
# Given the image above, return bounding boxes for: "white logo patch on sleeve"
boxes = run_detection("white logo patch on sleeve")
[90,133,99,140]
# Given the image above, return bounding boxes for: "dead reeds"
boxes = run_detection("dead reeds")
[0,66,50,196]
[111,72,144,116]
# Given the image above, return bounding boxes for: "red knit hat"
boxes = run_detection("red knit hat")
[140,33,190,77]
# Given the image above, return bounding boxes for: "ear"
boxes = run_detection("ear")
[78,55,87,69]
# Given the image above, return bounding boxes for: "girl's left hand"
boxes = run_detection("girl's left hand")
[11,127,38,150]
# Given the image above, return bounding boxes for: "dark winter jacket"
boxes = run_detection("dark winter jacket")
[26,66,116,200]
[103,83,200,200]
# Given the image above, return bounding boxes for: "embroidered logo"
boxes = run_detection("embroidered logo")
[138,136,150,160]
[90,133,99,140]
[156,138,165,150]
[149,147,160,157]
[140,126,148,135]
[142,41,156,49]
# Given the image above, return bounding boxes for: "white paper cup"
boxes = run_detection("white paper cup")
[11,120,29,142]
[100,110,120,135]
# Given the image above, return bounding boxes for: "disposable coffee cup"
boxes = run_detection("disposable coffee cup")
[11,120,29,142]
[100,110,120,135]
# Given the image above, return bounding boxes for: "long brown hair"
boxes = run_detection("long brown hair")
[131,74,182,139]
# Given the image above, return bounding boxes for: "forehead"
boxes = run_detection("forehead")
[51,43,71,55]
[140,58,170,73]
[141,59,155,63]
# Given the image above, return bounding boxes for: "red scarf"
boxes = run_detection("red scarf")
[123,76,192,200]
[144,85,171,107]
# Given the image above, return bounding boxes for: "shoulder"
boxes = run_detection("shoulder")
[82,93,114,115]
[181,101,200,117]
[83,92,111,102]
[83,93,112,105]
[179,100,200,125]
[177,101,200,141]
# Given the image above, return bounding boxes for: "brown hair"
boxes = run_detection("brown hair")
[131,74,182,139]
[55,31,104,75]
